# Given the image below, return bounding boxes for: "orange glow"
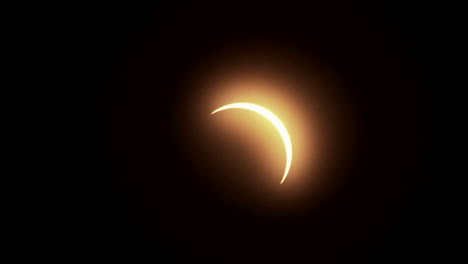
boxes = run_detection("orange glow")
[175,45,355,212]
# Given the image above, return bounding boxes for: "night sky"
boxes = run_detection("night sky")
[77,2,437,262]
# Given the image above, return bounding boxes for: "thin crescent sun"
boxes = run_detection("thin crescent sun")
[211,102,292,184]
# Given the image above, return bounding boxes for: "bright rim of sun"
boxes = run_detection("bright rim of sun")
[211,102,293,184]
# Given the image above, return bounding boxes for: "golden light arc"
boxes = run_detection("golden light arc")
[211,102,293,184]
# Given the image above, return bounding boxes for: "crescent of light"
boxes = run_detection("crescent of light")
[211,102,292,184]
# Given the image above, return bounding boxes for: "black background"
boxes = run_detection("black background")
[76,2,437,262]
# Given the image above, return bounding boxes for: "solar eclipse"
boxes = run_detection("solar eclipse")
[211,102,293,184]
